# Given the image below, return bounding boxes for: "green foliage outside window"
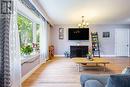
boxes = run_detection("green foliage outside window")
[17,14,33,47]
[17,14,33,55]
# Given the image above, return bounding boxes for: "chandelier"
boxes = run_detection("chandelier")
[78,16,89,28]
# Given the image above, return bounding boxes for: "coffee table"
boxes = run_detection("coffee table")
[72,58,110,72]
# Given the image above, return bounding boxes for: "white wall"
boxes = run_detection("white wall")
[51,24,130,56]
[17,0,41,23]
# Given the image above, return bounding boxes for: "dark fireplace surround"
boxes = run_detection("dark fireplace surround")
[70,46,88,58]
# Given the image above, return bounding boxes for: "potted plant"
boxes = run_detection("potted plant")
[64,51,70,58]
[86,51,93,61]
[21,45,33,56]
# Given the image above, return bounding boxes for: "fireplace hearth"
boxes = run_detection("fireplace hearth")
[70,46,88,58]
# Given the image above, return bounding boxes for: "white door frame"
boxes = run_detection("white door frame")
[115,29,129,57]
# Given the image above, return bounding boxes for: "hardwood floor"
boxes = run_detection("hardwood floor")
[22,57,130,87]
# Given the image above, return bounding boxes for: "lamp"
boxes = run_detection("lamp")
[78,16,89,28]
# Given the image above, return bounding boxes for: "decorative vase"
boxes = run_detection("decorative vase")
[23,54,30,58]
[88,56,91,59]
[87,55,93,61]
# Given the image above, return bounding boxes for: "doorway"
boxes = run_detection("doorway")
[115,29,129,56]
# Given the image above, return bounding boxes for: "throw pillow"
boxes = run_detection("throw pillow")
[106,74,130,87]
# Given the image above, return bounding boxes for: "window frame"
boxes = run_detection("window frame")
[17,11,41,55]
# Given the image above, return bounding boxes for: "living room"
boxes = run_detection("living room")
[0,0,130,87]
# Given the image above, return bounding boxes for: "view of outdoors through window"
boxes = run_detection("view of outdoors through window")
[35,23,40,50]
[17,14,40,55]
[17,14,33,55]
[17,14,33,47]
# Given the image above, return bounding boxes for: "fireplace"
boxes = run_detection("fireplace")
[70,46,88,58]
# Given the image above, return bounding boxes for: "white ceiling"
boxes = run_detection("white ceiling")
[37,0,130,25]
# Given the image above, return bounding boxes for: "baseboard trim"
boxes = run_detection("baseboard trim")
[54,55,64,57]
[54,55,116,57]
[99,55,116,57]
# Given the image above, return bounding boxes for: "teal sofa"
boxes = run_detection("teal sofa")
[80,67,130,87]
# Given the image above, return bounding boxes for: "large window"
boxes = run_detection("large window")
[36,23,40,44]
[17,13,41,55]
[17,14,33,47]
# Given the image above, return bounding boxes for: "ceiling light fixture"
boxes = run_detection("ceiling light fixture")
[78,16,89,28]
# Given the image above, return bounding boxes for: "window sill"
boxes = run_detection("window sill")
[21,52,40,64]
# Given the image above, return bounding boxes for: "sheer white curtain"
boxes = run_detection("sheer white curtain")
[40,20,49,63]
[9,0,21,87]
[47,23,51,46]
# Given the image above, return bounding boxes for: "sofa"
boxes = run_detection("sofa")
[80,67,130,87]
